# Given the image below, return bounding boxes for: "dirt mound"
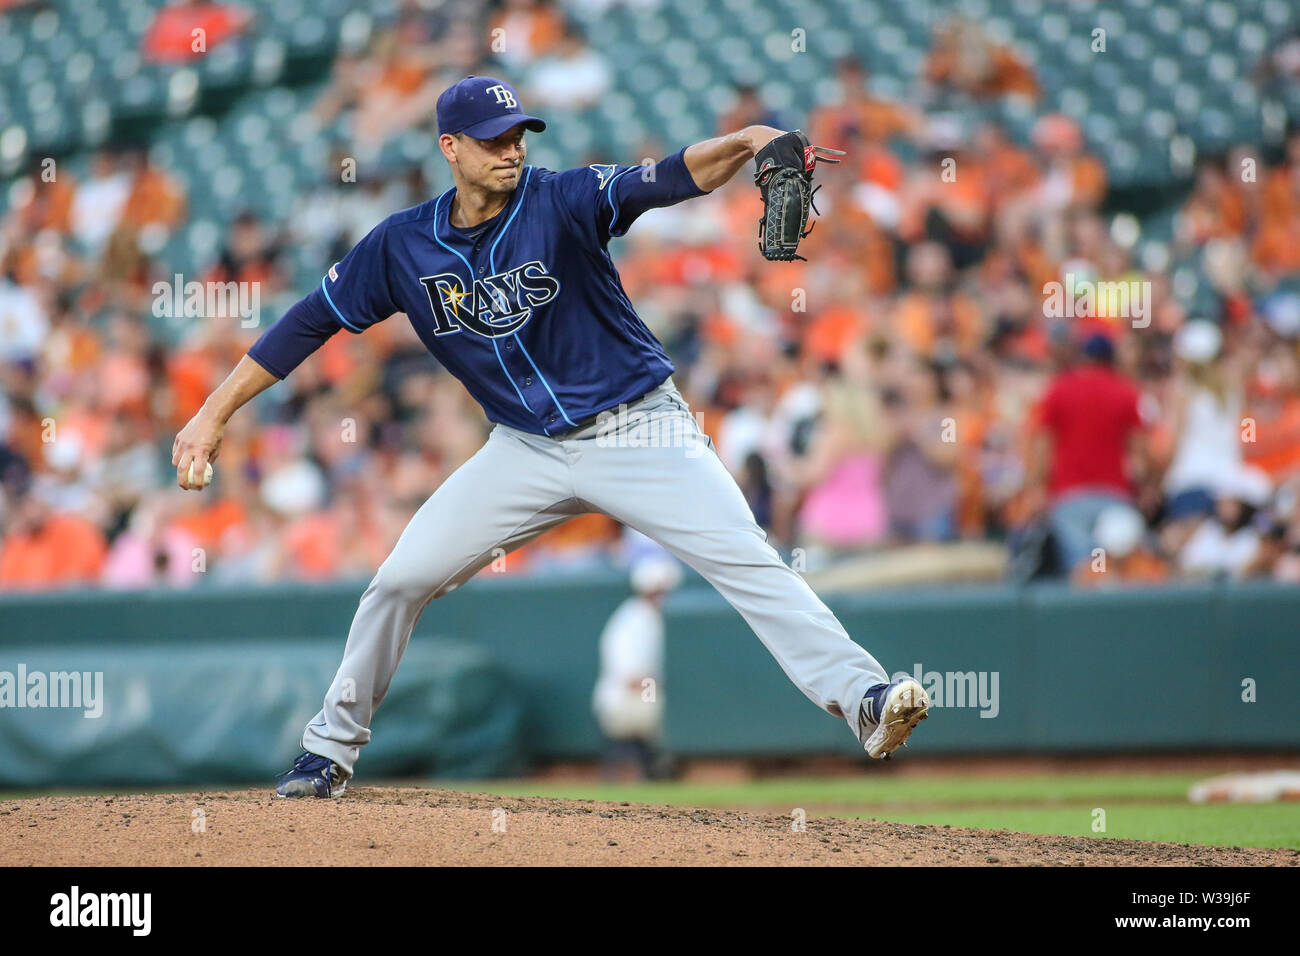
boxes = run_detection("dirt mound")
[2,787,1294,866]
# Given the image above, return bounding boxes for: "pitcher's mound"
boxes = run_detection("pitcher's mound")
[1,787,1294,866]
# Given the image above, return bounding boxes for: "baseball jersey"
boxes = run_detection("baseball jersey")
[249,149,708,435]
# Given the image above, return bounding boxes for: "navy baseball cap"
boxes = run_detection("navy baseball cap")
[1081,333,1115,363]
[436,76,546,139]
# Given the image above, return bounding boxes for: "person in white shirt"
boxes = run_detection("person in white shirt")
[0,273,48,364]
[1178,465,1272,579]
[592,554,682,779]
[526,24,612,110]
[70,151,131,255]
[1163,321,1245,515]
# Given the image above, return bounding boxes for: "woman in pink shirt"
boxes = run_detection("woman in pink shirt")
[792,379,891,551]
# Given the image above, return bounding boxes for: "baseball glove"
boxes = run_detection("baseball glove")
[752,130,845,262]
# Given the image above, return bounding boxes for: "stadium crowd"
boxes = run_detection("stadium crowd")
[3,0,1300,591]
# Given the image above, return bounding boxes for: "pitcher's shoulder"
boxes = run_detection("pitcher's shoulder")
[384,196,445,231]
[527,164,563,183]
[529,164,611,191]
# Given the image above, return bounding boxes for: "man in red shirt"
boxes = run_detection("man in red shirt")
[142,1,252,63]
[1028,335,1148,574]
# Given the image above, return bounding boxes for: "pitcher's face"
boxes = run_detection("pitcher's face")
[442,125,527,195]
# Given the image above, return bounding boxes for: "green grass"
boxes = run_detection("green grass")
[460,772,1201,807]
[456,773,1300,850]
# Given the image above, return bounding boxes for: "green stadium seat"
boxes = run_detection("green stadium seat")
[0,0,1293,231]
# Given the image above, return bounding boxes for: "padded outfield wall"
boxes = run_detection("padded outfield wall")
[0,576,1296,786]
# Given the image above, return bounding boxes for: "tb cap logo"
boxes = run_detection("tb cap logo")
[486,85,517,108]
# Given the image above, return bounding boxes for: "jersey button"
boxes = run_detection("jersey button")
[524,377,533,386]
[504,342,513,351]
[478,266,485,273]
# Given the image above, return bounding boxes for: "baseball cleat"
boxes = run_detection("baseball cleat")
[860,677,930,759]
[275,750,348,798]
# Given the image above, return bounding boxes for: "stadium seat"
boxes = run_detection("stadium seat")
[0,0,1297,226]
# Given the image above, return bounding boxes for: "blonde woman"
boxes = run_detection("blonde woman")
[790,377,892,554]
[1163,320,1245,521]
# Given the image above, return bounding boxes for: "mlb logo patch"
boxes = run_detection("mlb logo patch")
[328,263,339,281]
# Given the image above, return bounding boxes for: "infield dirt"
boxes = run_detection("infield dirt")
[2,787,1297,866]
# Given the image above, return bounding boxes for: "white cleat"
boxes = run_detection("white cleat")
[862,677,930,759]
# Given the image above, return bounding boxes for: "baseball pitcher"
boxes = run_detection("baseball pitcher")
[171,76,929,798]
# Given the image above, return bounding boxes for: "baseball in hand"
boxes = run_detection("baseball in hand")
[188,460,214,489]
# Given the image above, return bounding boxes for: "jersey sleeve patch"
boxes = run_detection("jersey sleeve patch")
[589,164,619,190]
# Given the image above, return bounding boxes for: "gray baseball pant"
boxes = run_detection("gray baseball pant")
[301,378,889,775]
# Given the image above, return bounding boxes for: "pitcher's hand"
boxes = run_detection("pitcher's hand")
[173,409,225,490]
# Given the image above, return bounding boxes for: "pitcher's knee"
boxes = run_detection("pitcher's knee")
[726,528,789,569]
[367,562,448,607]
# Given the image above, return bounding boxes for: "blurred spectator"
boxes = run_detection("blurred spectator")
[282,495,390,582]
[1268,504,1300,582]
[974,122,1040,207]
[0,490,107,589]
[1179,157,1248,245]
[70,152,131,256]
[1029,114,1107,216]
[210,500,283,585]
[142,1,252,63]
[1178,467,1272,580]
[893,242,984,358]
[206,211,287,297]
[899,123,990,271]
[92,403,156,526]
[489,0,565,70]
[165,313,259,427]
[1161,321,1245,529]
[10,157,75,236]
[1255,29,1300,85]
[1072,504,1169,588]
[290,152,421,269]
[809,58,917,148]
[118,150,188,237]
[101,497,202,590]
[525,21,611,110]
[717,85,788,138]
[311,17,450,159]
[1251,135,1300,280]
[592,554,681,781]
[522,513,622,572]
[1029,335,1147,574]
[881,360,960,543]
[789,375,890,557]
[923,15,1038,103]
[1243,349,1300,484]
[0,263,47,364]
